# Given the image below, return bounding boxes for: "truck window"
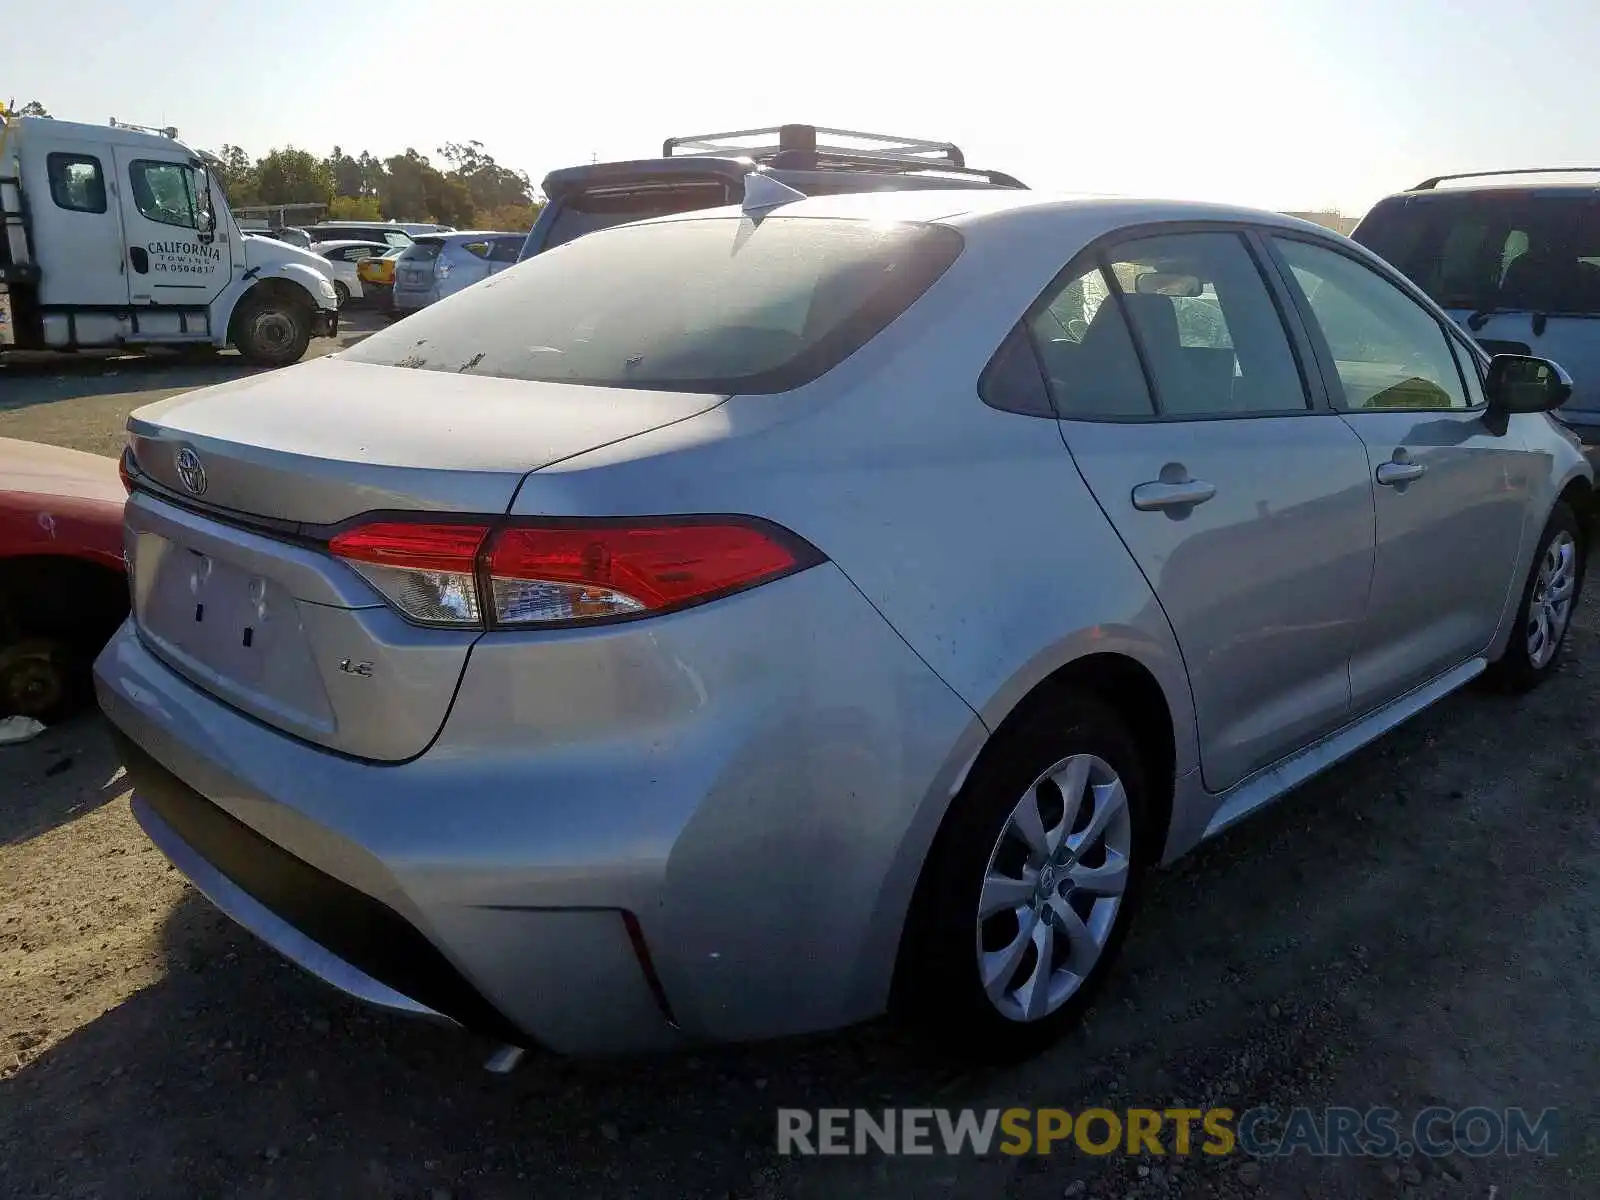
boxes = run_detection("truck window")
[129,160,200,229]
[46,153,107,214]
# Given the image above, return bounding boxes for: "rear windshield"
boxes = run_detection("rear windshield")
[342,215,964,393]
[398,238,443,262]
[1355,193,1600,314]
[540,181,731,252]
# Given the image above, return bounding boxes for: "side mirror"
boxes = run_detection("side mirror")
[1485,354,1573,414]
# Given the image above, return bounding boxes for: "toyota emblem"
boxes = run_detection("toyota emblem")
[175,447,208,496]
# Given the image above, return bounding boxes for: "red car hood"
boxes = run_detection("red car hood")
[0,437,126,566]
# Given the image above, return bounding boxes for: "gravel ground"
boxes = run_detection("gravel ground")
[1,336,1595,1198]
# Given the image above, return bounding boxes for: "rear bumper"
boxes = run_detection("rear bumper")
[392,286,435,311]
[94,563,983,1053]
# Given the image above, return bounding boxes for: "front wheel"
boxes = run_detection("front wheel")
[233,295,311,368]
[1486,501,1584,692]
[333,281,350,309]
[894,694,1153,1064]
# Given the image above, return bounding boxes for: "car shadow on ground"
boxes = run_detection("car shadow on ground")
[0,712,126,847]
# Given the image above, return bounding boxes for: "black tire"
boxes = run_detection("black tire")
[233,294,311,368]
[0,637,82,724]
[333,281,350,309]
[893,693,1154,1064]
[1485,501,1585,692]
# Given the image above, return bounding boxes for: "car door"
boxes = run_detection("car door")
[1265,234,1534,710]
[1034,229,1377,793]
[112,147,232,307]
[26,145,128,307]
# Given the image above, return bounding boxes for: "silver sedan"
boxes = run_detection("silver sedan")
[97,187,1590,1064]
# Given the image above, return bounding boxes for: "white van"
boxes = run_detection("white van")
[0,115,340,366]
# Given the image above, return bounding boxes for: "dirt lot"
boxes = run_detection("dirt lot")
[1,333,1596,1198]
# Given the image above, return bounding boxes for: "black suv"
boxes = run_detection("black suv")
[517,123,1025,262]
[1352,168,1600,441]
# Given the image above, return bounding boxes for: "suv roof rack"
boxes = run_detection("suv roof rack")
[1412,167,1600,190]
[663,124,1023,188]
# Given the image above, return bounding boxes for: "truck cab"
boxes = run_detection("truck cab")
[0,113,340,366]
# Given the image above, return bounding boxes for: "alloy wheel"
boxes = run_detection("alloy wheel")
[1527,529,1579,669]
[975,753,1132,1023]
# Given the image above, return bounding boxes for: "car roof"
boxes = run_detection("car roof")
[309,239,392,250]
[427,230,525,240]
[619,187,1345,239]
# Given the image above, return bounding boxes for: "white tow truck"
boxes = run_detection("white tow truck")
[0,113,340,366]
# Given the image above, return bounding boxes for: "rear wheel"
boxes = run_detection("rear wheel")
[233,294,311,367]
[1486,501,1585,691]
[333,280,351,309]
[0,638,77,722]
[895,694,1153,1064]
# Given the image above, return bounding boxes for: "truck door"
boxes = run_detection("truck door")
[111,147,231,307]
[24,141,129,307]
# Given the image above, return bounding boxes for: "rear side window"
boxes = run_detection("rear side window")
[488,237,522,263]
[1026,263,1154,418]
[343,215,964,393]
[1106,232,1308,416]
[1355,193,1600,314]
[460,240,492,259]
[541,181,731,251]
[47,153,106,213]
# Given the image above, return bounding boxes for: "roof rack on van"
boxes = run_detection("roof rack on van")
[663,124,1024,188]
[1412,167,1600,190]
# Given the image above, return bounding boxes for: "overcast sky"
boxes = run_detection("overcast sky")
[10,0,1598,216]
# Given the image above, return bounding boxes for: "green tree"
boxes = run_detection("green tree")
[328,194,382,220]
[324,145,368,199]
[255,147,334,205]
[209,144,259,206]
[17,100,50,117]
[439,140,533,213]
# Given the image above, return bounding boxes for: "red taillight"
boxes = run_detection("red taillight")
[330,521,490,625]
[328,516,817,629]
[118,447,136,494]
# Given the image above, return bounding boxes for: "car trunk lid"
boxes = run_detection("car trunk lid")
[124,356,727,760]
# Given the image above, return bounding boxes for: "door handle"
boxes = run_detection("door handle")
[1131,478,1217,510]
[1375,451,1426,487]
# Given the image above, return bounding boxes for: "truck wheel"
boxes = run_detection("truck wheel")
[234,295,311,368]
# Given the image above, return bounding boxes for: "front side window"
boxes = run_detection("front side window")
[129,160,198,228]
[47,153,106,213]
[343,215,964,393]
[1107,232,1308,416]
[1274,238,1471,412]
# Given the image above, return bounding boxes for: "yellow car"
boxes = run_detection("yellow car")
[357,247,404,288]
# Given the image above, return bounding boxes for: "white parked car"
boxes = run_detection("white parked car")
[309,240,392,307]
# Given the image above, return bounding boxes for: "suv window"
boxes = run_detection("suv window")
[129,160,199,228]
[1025,263,1153,418]
[1107,232,1307,416]
[489,237,522,263]
[345,215,964,393]
[1354,193,1600,315]
[47,153,106,213]
[1274,237,1472,411]
[460,240,492,260]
